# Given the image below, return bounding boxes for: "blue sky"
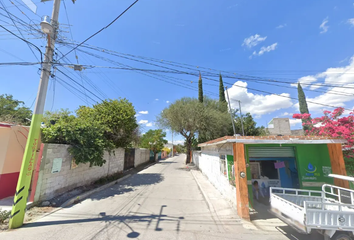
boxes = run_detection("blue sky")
[1,0,354,144]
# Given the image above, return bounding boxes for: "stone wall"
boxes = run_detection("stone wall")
[34,144,125,202]
[134,148,150,167]
[193,149,237,208]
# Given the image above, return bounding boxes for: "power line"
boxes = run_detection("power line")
[0,24,42,62]
[58,0,140,61]
[0,0,40,61]
[57,41,354,110]
[55,76,94,105]
[55,67,104,102]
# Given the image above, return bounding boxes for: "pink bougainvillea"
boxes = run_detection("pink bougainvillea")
[293,107,354,174]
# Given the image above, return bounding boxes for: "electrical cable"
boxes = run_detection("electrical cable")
[0,24,42,62]
[0,0,40,61]
[56,67,104,102]
[58,0,140,61]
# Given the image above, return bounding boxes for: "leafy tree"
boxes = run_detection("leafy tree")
[42,99,138,167]
[139,129,167,160]
[77,99,138,148]
[219,74,226,103]
[198,72,203,103]
[0,94,32,125]
[229,112,267,136]
[297,83,311,131]
[158,97,230,163]
[293,108,354,174]
[219,74,228,112]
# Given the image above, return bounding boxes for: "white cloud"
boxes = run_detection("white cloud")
[139,111,148,114]
[281,112,291,116]
[291,76,318,87]
[294,56,354,112]
[242,34,267,48]
[276,24,287,29]
[348,18,354,26]
[226,81,293,118]
[138,120,148,124]
[166,101,170,103]
[289,119,302,127]
[320,17,329,34]
[146,122,153,127]
[251,43,278,57]
[155,99,159,101]
[135,114,140,117]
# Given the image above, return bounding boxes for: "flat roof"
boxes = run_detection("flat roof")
[198,135,346,147]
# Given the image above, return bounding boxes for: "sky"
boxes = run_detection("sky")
[1,0,354,144]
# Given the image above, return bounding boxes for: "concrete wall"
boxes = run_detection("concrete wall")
[134,148,150,167]
[34,144,125,202]
[268,118,291,135]
[193,145,237,208]
[291,129,304,136]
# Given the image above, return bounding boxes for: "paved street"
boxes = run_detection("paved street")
[1,155,317,240]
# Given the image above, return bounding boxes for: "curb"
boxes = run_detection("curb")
[25,161,158,223]
[60,174,132,208]
[190,169,258,231]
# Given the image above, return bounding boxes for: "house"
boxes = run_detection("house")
[0,123,37,199]
[267,118,304,136]
[193,135,348,220]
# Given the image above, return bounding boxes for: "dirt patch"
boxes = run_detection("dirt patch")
[0,206,55,232]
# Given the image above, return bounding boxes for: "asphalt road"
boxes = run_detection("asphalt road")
[0,154,322,240]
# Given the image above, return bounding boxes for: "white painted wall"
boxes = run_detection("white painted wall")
[193,147,237,208]
[34,144,125,202]
[134,148,150,167]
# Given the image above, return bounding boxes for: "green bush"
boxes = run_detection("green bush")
[0,209,10,224]
[42,99,138,167]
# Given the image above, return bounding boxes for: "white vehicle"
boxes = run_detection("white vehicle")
[270,174,354,240]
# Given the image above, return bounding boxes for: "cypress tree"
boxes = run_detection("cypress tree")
[219,74,226,103]
[297,83,311,131]
[198,72,203,103]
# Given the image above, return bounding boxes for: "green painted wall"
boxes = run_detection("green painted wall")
[244,144,334,191]
[295,144,334,190]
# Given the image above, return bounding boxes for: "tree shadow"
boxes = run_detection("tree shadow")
[22,205,184,239]
[85,173,164,201]
[251,201,323,240]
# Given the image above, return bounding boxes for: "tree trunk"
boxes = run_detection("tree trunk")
[154,151,158,162]
[186,139,192,164]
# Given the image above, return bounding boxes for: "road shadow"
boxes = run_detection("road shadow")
[251,201,323,240]
[86,173,164,201]
[22,205,184,239]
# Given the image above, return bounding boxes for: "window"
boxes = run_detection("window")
[220,155,227,177]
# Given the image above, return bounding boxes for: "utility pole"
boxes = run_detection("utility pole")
[225,86,236,136]
[171,130,173,157]
[225,87,245,136]
[9,0,61,229]
[238,101,245,136]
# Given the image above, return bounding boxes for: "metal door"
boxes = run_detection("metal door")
[124,148,135,170]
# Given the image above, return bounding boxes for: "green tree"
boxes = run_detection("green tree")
[77,99,138,148]
[219,74,227,112]
[198,72,203,103]
[0,94,32,125]
[41,99,138,167]
[139,129,167,160]
[219,74,226,103]
[231,112,267,136]
[158,97,230,163]
[297,83,311,131]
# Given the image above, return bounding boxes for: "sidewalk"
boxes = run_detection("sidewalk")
[191,166,323,240]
